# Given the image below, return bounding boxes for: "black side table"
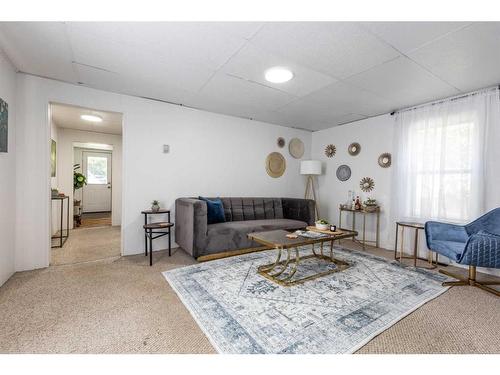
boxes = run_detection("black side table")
[141,209,173,266]
[51,195,70,248]
[394,221,437,269]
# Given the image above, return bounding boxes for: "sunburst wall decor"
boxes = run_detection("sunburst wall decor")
[324,144,336,158]
[360,177,375,192]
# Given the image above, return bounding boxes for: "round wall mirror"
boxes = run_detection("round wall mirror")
[378,153,392,168]
[336,165,351,181]
[348,142,361,156]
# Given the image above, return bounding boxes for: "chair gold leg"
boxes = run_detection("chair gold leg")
[439,268,467,282]
[439,266,500,297]
[443,280,468,287]
[474,283,500,297]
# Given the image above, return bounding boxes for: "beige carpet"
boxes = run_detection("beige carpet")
[1,241,499,354]
[51,226,121,266]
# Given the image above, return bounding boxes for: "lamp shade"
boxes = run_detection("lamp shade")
[300,160,322,175]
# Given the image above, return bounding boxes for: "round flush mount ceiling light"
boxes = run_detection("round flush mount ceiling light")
[81,114,103,123]
[265,67,294,83]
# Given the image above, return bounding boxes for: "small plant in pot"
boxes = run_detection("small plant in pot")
[151,200,160,212]
[363,198,378,212]
[73,164,87,191]
[315,219,330,231]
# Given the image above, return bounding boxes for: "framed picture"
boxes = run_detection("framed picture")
[0,98,8,153]
[51,139,57,177]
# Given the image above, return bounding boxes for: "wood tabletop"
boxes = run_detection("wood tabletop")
[143,221,174,229]
[339,206,380,213]
[141,209,170,214]
[248,229,357,249]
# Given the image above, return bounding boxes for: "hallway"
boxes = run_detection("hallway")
[50,226,121,266]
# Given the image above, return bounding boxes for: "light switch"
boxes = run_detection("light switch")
[163,144,170,153]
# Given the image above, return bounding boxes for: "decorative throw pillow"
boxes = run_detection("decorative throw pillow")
[198,197,226,224]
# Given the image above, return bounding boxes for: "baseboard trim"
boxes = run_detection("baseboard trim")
[197,246,270,262]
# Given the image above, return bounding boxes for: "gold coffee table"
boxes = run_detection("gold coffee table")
[248,228,357,287]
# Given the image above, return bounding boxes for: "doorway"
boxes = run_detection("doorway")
[49,102,123,266]
[75,146,113,228]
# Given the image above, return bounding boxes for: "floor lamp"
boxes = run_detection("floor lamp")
[300,160,322,220]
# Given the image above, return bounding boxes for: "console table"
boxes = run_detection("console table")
[51,195,70,248]
[338,206,380,249]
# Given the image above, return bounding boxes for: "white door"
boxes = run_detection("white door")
[82,151,112,213]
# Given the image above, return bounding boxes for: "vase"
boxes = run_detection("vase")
[151,204,160,212]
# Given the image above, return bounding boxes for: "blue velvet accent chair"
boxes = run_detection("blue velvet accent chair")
[425,208,500,296]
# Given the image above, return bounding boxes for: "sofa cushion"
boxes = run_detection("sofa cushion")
[203,219,307,255]
[217,197,284,222]
[430,240,465,262]
[198,197,225,225]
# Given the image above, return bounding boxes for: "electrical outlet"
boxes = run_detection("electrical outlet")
[163,144,170,153]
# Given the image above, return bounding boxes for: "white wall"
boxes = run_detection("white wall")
[311,115,395,250]
[58,129,122,228]
[15,74,311,271]
[0,50,17,286]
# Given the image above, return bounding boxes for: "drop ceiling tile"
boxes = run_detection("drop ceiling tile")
[69,30,215,93]
[0,22,77,82]
[74,63,197,105]
[362,22,470,53]
[277,80,395,120]
[320,113,367,129]
[67,22,248,71]
[345,56,460,109]
[408,23,500,92]
[197,73,296,111]
[222,43,337,97]
[250,22,400,79]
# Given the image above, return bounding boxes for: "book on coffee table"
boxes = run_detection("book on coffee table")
[294,230,329,239]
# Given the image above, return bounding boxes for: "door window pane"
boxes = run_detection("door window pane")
[87,156,108,184]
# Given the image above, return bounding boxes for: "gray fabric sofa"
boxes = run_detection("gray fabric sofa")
[175,197,315,259]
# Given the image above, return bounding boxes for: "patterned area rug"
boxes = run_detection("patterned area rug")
[163,245,448,354]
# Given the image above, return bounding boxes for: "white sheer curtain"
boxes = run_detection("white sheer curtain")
[391,87,500,224]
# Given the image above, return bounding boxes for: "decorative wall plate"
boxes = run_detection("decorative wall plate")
[378,153,392,168]
[325,144,336,158]
[265,152,286,178]
[360,177,375,192]
[289,138,304,159]
[348,142,361,156]
[277,137,285,148]
[336,165,351,181]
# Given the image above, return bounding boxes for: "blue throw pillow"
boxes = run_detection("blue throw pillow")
[198,197,226,224]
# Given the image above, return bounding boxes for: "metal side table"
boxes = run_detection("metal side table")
[141,209,173,266]
[339,206,380,249]
[394,221,438,269]
[51,195,69,248]
[51,195,70,248]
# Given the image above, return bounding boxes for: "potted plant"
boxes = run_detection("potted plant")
[73,164,87,191]
[363,198,378,212]
[73,164,87,227]
[151,200,160,212]
[315,219,329,231]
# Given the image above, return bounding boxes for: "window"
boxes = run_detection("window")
[392,89,498,224]
[86,156,108,184]
[408,118,474,222]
